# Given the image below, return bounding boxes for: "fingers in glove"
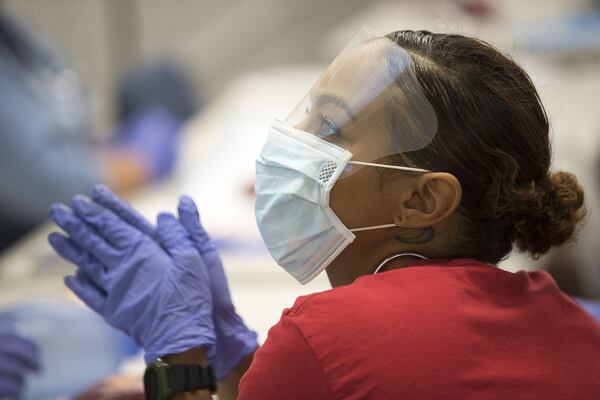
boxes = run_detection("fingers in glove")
[48,232,107,288]
[50,204,119,264]
[156,212,195,253]
[91,185,156,239]
[64,270,106,314]
[71,195,143,249]
[177,196,216,254]
[0,372,24,398]
[0,333,40,372]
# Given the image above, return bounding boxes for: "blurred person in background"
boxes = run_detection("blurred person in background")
[0,6,200,253]
[49,28,600,399]
[0,6,199,399]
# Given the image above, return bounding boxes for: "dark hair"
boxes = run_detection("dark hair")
[384,30,585,263]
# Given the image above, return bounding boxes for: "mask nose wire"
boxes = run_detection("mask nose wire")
[373,252,429,274]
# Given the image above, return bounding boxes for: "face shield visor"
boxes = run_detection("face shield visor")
[286,26,438,179]
[254,27,440,284]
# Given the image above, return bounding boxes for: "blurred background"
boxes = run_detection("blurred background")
[0,0,598,398]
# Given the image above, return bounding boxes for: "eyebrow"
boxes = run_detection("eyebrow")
[313,94,357,123]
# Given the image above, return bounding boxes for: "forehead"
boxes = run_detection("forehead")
[314,41,415,158]
[286,35,437,170]
[315,39,407,112]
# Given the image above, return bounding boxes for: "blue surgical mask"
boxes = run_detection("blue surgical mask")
[254,119,429,284]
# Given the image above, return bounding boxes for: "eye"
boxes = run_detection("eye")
[317,114,340,140]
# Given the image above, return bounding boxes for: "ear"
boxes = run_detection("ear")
[392,173,462,228]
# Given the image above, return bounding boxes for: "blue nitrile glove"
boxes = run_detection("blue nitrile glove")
[177,196,258,379]
[111,107,181,180]
[0,327,40,398]
[90,185,258,379]
[48,196,215,363]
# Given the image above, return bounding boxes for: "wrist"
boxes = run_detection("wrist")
[214,329,258,380]
[163,347,209,366]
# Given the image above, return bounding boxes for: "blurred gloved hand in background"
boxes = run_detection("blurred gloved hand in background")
[0,327,40,399]
[110,107,181,181]
[117,60,199,125]
[48,195,215,363]
[108,60,200,182]
[90,185,258,380]
[0,299,139,400]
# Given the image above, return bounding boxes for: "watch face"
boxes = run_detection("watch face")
[144,368,158,400]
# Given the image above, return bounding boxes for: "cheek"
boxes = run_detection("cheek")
[329,179,353,226]
[330,167,388,228]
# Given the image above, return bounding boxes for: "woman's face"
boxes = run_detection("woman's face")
[300,43,422,283]
[296,40,421,225]
[289,39,460,285]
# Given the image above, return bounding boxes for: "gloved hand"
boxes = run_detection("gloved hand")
[111,107,181,180]
[90,185,258,379]
[48,196,215,363]
[0,328,40,398]
[177,196,258,379]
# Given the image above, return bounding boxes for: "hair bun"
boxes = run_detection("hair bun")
[513,171,586,258]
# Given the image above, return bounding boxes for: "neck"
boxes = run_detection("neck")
[325,233,430,287]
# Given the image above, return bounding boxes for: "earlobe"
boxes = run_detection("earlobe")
[392,173,462,228]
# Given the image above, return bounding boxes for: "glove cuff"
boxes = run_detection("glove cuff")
[213,328,258,380]
[144,323,217,364]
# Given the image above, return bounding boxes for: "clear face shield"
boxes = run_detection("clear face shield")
[286,26,438,178]
[254,27,439,284]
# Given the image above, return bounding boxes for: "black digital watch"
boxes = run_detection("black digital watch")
[144,358,217,400]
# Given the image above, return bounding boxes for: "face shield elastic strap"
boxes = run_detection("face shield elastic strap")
[346,161,429,233]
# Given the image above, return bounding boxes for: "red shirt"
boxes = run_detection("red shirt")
[238,259,600,399]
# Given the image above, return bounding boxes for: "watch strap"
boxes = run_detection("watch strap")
[166,364,217,394]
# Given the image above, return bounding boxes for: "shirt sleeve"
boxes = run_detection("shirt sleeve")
[238,314,333,400]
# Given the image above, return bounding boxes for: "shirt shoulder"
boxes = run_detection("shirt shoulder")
[283,260,488,321]
[237,311,334,400]
[244,261,600,399]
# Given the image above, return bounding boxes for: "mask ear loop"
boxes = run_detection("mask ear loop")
[350,224,396,232]
[373,252,429,274]
[349,161,429,173]
[346,162,430,233]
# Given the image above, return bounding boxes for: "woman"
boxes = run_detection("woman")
[49,29,600,399]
